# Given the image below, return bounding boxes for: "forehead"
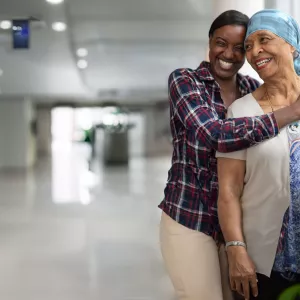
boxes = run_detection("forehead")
[245,30,276,42]
[213,25,246,42]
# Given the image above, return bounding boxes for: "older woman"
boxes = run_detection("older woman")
[217,9,300,300]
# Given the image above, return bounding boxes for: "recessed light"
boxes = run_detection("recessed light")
[0,20,12,30]
[46,0,64,4]
[76,48,88,57]
[52,22,67,32]
[77,59,88,69]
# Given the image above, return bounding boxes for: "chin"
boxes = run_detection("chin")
[257,70,275,81]
[216,69,237,79]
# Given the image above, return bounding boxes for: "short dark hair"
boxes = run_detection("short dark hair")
[208,10,249,37]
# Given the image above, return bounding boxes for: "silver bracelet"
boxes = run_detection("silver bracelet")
[225,241,247,251]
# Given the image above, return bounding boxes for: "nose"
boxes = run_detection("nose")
[252,42,263,57]
[223,46,234,60]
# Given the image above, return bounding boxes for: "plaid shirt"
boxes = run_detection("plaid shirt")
[159,61,279,240]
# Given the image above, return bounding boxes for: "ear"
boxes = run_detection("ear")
[291,45,297,54]
[292,47,299,59]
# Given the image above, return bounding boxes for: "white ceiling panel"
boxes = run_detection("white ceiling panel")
[0,0,213,102]
[69,0,212,21]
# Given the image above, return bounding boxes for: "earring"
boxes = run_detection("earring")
[293,50,299,58]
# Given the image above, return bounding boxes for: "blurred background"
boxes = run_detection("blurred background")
[0,0,296,299]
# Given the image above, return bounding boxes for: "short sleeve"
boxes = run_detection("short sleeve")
[215,105,247,161]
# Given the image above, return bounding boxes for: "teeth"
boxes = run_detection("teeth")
[219,59,233,70]
[256,58,271,66]
[219,59,233,66]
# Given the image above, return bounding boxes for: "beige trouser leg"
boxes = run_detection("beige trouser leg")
[160,212,233,300]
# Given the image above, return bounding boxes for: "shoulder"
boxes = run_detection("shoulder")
[238,74,261,93]
[245,75,261,90]
[228,94,258,117]
[168,68,197,83]
[169,61,213,86]
[168,67,208,96]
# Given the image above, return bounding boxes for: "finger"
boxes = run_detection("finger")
[250,276,259,297]
[235,280,244,296]
[242,278,250,300]
[230,276,236,291]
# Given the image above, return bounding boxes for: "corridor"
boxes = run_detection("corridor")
[0,143,174,300]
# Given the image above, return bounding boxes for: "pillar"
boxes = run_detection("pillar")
[0,97,36,168]
[36,107,52,156]
[144,106,157,156]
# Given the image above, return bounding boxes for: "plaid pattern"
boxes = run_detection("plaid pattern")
[159,61,279,240]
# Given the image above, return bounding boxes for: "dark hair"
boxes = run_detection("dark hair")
[208,10,249,37]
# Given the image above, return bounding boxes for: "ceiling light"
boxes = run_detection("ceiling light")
[77,59,88,69]
[0,20,12,30]
[52,22,67,32]
[46,0,64,4]
[76,48,88,57]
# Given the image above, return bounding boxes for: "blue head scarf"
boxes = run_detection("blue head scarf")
[246,9,300,75]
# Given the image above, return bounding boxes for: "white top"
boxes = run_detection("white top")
[216,94,290,276]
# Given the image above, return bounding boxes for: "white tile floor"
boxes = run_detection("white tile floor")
[0,142,175,300]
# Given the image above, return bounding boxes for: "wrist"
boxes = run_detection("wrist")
[290,101,300,118]
[226,245,247,254]
[225,240,246,251]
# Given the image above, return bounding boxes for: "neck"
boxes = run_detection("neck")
[215,75,237,92]
[264,70,300,105]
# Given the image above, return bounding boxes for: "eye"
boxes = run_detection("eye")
[216,41,226,47]
[244,44,252,51]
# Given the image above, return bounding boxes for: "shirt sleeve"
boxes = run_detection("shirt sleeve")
[169,69,278,153]
[215,105,246,160]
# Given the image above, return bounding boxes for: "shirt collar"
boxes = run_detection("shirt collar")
[196,61,255,96]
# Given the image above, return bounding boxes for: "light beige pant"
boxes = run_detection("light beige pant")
[160,212,233,300]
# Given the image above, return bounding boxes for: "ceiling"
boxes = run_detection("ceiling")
[0,0,212,103]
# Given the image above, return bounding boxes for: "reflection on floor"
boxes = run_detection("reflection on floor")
[0,142,175,300]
